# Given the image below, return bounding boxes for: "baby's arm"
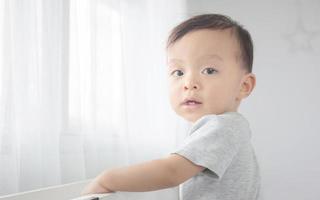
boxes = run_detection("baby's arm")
[81,154,205,194]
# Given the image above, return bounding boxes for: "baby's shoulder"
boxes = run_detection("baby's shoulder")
[218,112,248,125]
[191,112,250,134]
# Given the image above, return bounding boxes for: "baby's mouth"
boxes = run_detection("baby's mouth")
[183,100,202,105]
[181,98,202,106]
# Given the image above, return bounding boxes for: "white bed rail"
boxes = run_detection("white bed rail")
[0,180,178,200]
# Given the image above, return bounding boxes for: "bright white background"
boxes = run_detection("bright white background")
[0,0,186,198]
[1,0,320,200]
[186,0,320,199]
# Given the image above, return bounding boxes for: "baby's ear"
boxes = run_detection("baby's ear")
[237,73,256,100]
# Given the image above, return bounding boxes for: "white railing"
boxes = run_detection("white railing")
[0,180,178,200]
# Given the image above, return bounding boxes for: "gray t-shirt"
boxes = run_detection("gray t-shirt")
[172,112,260,200]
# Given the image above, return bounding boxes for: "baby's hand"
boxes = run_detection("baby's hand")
[81,178,114,195]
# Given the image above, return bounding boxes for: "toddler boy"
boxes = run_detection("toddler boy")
[82,13,261,200]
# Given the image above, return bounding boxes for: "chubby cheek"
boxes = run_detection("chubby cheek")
[204,87,231,112]
[168,83,181,110]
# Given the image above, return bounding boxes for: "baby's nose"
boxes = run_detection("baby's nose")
[184,82,199,90]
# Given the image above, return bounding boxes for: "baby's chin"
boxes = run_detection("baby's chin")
[182,113,206,124]
[174,107,220,123]
[182,111,223,124]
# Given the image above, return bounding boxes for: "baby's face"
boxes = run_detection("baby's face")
[167,29,248,123]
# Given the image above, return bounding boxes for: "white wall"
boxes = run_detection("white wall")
[186,0,320,199]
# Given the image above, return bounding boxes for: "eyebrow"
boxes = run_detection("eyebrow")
[201,54,223,61]
[168,54,223,65]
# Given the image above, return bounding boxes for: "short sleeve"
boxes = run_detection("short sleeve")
[171,112,251,179]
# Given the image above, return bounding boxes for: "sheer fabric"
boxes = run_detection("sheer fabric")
[0,0,188,195]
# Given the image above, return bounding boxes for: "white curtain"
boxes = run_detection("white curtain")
[0,0,188,196]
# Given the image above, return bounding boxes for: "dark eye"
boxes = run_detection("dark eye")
[171,70,184,77]
[202,67,217,75]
